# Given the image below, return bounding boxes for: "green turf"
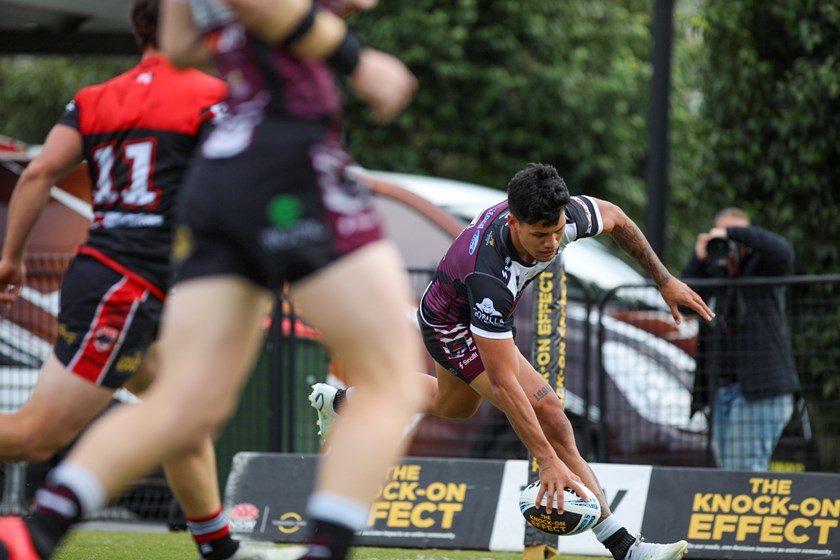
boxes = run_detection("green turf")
[54,531,602,560]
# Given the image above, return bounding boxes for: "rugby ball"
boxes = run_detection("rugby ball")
[519,480,601,536]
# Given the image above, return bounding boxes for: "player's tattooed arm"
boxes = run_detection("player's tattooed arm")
[610,217,671,287]
[594,198,671,287]
[593,196,715,324]
[533,383,553,402]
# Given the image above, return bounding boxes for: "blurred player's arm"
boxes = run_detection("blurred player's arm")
[222,0,348,57]
[0,124,84,301]
[160,0,213,69]
[223,0,417,120]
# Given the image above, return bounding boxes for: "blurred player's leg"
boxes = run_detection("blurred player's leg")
[2,278,271,560]
[291,241,426,559]
[65,276,271,497]
[0,354,113,462]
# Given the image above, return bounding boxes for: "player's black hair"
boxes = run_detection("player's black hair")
[506,163,570,226]
[131,0,159,50]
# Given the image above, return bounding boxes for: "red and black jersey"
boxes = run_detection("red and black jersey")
[58,55,227,294]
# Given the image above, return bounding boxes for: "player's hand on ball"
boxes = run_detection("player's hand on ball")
[536,457,587,513]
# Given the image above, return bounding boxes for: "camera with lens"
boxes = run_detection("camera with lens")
[705,237,740,278]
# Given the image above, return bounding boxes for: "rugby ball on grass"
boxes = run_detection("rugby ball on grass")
[519,480,601,536]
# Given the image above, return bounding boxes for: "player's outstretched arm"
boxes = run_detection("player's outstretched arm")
[595,198,714,324]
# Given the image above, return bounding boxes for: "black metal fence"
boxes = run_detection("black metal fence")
[1,257,838,526]
[591,275,840,473]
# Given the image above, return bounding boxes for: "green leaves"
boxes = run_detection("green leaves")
[347,0,655,236]
[0,56,133,143]
[699,0,840,275]
[2,0,835,280]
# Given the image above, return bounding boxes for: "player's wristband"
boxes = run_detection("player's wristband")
[326,30,362,76]
[281,4,318,47]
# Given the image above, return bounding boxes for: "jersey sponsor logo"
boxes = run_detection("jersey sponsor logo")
[171,226,193,264]
[502,257,512,280]
[475,297,502,317]
[259,219,328,252]
[437,324,473,359]
[468,205,498,227]
[267,195,302,228]
[486,231,495,247]
[468,230,481,255]
[92,211,164,230]
[336,212,379,237]
[115,352,143,373]
[323,183,369,215]
[58,323,78,345]
[571,197,594,235]
[312,143,372,215]
[136,71,154,85]
[208,101,229,124]
[458,351,479,370]
[93,325,119,353]
[202,108,263,159]
[474,298,506,328]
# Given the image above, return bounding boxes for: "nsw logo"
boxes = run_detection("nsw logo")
[227,503,260,533]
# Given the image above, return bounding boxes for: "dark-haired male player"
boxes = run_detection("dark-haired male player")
[313,163,714,560]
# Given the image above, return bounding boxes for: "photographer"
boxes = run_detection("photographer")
[681,207,800,471]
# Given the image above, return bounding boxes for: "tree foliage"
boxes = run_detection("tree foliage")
[1,0,836,277]
[345,0,654,228]
[0,56,134,144]
[697,0,840,275]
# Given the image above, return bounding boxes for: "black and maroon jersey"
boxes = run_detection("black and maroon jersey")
[419,197,604,339]
[58,55,227,293]
[188,0,342,125]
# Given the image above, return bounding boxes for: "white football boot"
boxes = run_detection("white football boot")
[625,538,689,560]
[229,543,307,559]
[309,383,339,442]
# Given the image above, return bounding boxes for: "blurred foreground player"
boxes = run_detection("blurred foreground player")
[0,0,425,559]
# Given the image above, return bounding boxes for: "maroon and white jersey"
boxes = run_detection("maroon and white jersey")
[189,0,343,124]
[419,197,604,339]
[58,55,227,293]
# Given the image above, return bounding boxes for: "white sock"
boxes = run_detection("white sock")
[48,461,107,517]
[591,514,624,542]
[307,492,369,531]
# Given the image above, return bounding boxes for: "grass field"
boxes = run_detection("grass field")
[53,531,602,560]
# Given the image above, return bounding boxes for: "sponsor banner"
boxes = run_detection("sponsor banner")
[224,454,840,557]
[525,263,565,550]
[224,452,505,550]
[490,458,529,552]
[641,468,840,559]
[491,460,652,556]
[553,463,652,557]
